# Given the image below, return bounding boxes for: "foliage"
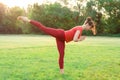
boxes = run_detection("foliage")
[0,0,120,35]
[0,3,5,24]
[0,5,25,34]
[27,3,79,34]
[91,0,120,34]
[3,7,24,34]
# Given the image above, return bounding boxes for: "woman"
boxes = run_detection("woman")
[17,16,96,74]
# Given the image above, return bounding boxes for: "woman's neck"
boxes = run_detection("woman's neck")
[82,25,86,30]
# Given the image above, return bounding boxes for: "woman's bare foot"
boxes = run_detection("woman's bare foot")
[60,69,64,74]
[17,16,30,22]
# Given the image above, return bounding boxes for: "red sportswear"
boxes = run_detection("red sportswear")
[65,26,83,42]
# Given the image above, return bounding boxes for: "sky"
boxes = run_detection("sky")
[0,0,86,10]
[0,0,58,8]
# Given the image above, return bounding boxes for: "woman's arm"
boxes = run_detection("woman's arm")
[73,30,80,42]
[73,30,86,42]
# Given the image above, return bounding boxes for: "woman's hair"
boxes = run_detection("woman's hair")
[84,17,92,24]
[86,17,92,22]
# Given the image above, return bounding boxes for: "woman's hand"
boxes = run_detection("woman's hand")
[78,36,86,41]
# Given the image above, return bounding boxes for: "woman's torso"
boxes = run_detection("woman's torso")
[65,26,83,42]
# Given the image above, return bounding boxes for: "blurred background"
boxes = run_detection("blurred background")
[0,0,120,36]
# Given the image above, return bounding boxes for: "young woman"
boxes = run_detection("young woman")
[17,16,96,74]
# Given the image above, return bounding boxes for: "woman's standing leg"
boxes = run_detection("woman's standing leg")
[56,39,65,74]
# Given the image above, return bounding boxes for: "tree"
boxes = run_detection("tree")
[3,7,25,33]
[97,0,120,34]
[28,3,78,34]
[0,3,6,24]
[0,3,6,33]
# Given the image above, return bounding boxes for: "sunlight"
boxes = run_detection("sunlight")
[0,0,57,8]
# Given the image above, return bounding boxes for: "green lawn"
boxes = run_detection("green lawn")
[0,35,120,80]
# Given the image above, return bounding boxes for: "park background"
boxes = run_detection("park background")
[0,0,120,80]
[0,0,120,36]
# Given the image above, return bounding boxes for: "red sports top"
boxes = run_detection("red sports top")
[65,26,83,42]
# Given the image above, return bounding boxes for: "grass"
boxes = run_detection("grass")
[0,35,120,80]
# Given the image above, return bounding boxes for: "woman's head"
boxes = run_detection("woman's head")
[84,17,92,24]
[84,17,97,35]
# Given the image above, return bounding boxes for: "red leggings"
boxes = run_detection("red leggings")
[30,20,65,69]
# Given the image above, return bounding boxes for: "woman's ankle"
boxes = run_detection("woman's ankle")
[60,69,64,74]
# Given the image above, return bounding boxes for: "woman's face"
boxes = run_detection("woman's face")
[85,23,91,30]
